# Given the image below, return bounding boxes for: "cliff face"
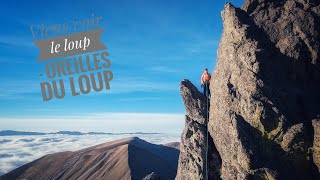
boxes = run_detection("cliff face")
[177,0,320,179]
[175,80,221,180]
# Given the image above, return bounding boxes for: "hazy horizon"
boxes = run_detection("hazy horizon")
[0,0,244,133]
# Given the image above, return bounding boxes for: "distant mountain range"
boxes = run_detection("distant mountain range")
[0,130,161,136]
[1,137,179,179]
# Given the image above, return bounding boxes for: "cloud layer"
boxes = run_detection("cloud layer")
[0,133,180,175]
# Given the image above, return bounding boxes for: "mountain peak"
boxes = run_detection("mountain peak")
[1,137,179,180]
[176,0,320,179]
[180,79,207,125]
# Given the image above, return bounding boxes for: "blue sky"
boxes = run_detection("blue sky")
[0,0,244,133]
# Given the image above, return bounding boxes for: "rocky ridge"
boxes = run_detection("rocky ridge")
[1,137,179,180]
[176,0,320,179]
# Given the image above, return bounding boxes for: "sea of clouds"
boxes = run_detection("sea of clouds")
[0,133,180,175]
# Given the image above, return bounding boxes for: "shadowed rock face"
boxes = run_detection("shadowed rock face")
[243,0,320,66]
[177,0,320,179]
[209,0,320,179]
[0,137,179,180]
[176,80,221,180]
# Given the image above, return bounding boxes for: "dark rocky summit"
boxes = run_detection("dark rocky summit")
[177,0,320,179]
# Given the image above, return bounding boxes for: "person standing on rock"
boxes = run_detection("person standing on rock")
[201,68,211,98]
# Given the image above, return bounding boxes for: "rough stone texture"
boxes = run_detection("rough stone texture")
[177,1,320,179]
[175,115,207,180]
[180,79,208,125]
[281,123,304,151]
[209,0,320,179]
[243,0,320,66]
[176,80,221,180]
[313,119,320,172]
